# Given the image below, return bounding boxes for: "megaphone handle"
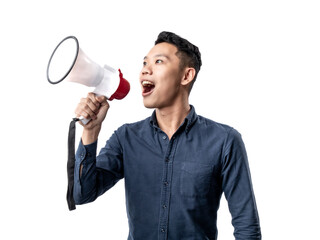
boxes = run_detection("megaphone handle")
[78,116,91,125]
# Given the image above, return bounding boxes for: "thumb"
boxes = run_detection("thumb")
[96,95,107,103]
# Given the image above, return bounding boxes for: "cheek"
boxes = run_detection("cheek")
[159,68,182,86]
[158,77,177,93]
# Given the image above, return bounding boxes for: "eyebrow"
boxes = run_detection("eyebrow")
[143,54,170,60]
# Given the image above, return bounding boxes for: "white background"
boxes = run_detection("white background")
[1,0,319,239]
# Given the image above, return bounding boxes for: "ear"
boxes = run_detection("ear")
[181,68,196,87]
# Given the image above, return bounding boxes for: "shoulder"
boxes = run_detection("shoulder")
[195,114,243,147]
[195,115,246,162]
[196,114,236,135]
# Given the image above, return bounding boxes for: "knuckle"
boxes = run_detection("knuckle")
[84,98,91,104]
[83,105,91,111]
[82,111,89,119]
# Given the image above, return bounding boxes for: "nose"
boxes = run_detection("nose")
[141,64,152,75]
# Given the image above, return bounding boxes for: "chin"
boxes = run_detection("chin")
[143,101,155,109]
[142,98,158,109]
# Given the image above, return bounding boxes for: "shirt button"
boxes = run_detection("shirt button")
[161,228,165,233]
[163,205,167,208]
[164,181,169,186]
[162,136,167,140]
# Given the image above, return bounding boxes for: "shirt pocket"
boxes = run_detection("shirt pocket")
[180,162,213,198]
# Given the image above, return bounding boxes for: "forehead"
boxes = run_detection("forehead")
[145,42,178,59]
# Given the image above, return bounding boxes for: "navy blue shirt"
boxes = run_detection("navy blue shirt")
[74,106,261,240]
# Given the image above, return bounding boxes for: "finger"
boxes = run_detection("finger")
[80,97,101,114]
[87,92,101,108]
[80,108,97,120]
[100,101,109,109]
[76,101,98,120]
[96,95,107,104]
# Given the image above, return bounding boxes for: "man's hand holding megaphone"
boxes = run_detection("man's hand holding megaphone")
[75,92,109,145]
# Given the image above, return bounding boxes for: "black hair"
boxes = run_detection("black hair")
[155,31,202,91]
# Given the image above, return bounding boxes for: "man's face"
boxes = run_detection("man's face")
[140,42,185,109]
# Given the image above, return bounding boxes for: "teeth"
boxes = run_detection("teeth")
[142,80,154,86]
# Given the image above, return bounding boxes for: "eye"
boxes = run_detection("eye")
[155,59,163,64]
[143,61,147,66]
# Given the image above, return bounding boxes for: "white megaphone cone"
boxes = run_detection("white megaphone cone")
[47,36,130,124]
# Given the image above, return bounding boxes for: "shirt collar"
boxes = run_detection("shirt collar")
[149,105,197,133]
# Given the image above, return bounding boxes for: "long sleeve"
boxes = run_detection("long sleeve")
[221,129,262,240]
[73,131,124,205]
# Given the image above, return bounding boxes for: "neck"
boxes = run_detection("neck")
[156,101,190,139]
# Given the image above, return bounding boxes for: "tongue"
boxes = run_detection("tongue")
[144,85,154,94]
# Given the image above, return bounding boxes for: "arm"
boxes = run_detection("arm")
[74,92,109,178]
[73,133,124,205]
[73,92,124,204]
[221,129,262,240]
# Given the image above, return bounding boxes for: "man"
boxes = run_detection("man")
[73,31,261,239]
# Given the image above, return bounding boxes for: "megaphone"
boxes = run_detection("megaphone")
[47,36,130,123]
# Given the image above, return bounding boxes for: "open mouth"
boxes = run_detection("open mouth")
[142,80,155,96]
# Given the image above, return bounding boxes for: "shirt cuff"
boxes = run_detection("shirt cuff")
[75,139,98,164]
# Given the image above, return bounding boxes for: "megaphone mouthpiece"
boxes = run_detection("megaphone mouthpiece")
[108,69,130,100]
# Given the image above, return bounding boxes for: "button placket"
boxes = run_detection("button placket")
[158,135,178,240]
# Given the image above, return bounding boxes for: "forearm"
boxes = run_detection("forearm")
[73,140,99,204]
[222,129,261,239]
[81,125,101,145]
[73,132,124,205]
